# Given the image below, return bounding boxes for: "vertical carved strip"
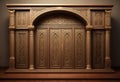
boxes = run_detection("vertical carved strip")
[9,10,15,69]
[50,29,61,68]
[105,10,111,69]
[29,9,34,69]
[105,30,111,68]
[86,29,91,69]
[29,28,34,69]
[75,29,85,68]
[62,29,74,68]
[9,30,15,69]
[87,9,91,26]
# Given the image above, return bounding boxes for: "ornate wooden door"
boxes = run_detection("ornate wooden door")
[35,28,85,69]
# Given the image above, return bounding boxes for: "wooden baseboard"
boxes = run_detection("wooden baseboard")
[0,67,120,80]
[6,68,114,73]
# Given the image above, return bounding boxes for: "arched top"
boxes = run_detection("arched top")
[32,7,88,26]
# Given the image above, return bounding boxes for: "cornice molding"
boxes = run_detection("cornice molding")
[6,4,113,7]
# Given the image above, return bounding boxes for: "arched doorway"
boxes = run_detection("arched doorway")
[34,11,87,69]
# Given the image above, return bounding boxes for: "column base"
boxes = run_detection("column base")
[9,57,15,69]
[86,65,91,69]
[29,65,34,70]
[105,57,111,69]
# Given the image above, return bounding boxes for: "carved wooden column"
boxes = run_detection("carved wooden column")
[29,26,34,69]
[85,9,92,69]
[86,27,92,69]
[9,10,15,69]
[105,10,111,69]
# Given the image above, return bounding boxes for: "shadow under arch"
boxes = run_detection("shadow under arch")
[32,8,88,27]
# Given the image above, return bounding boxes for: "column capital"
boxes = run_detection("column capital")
[105,27,111,30]
[9,10,15,29]
[105,10,111,28]
[8,10,15,13]
[28,25,34,30]
[86,25,93,30]
[105,10,112,13]
[9,27,15,30]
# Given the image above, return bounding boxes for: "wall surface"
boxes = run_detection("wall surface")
[0,0,120,67]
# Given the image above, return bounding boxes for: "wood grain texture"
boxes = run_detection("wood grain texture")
[36,29,49,68]
[50,29,61,68]
[15,31,29,68]
[15,10,30,28]
[92,30,105,68]
[7,4,113,72]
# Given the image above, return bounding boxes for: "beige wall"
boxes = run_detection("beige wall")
[0,0,120,67]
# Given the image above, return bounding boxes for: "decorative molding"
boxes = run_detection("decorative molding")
[31,7,87,25]
[6,4,113,72]
[6,4,113,7]
[9,10,15,29]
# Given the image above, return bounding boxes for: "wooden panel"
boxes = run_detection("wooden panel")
[62,29,74,68]
[92,30,105,69]
[50,29,62,68]
[92,11,105,28]
[36,29,49,68]
[15,31,28,68]
[75,29,85,68]
[15,10,30,28]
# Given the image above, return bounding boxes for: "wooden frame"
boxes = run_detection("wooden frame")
[7,4,113,73]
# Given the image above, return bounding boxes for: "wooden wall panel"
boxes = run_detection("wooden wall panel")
[36,29,49,68]
[15,10,30,28]
[7,4,113,72]
[92,30,105,69]
[15,31,29,68]
[75,29,85,68]
[91,11,105,28]
[50,29,62,68]
[62,29,74,68]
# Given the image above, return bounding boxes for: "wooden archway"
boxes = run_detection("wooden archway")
[31,7,88,26]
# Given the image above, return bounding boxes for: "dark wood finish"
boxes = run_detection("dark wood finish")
[50,29,62,68]
[92,30,105,69]
[36,29,49,68]
[7,4,113,73]
[15,31,29,68]
[75,29,85,68]
[0,68,120,81]
[91,10,105,28]
[35,28,85,69]
[62,29,74,68]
